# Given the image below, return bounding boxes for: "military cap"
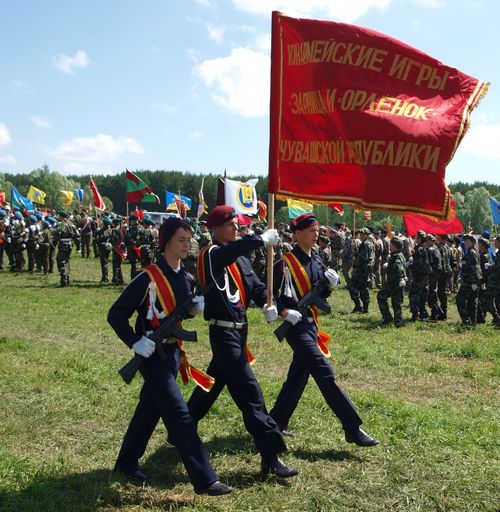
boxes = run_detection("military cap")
[318,234,329,243]
[463,234,476,244]
[290,213,318,232]
[390,236,404,250]
[14,211,23,220]
[416,230,426,238]
[425,234,435,242]
[0,209,6,217]
[207,205,237,228]
[380,228,388,234]
[111,217,121,225]
[129,214,138,221]
[478,237,490,248]
[358,227,371,235]
[200,220,208,225]
[35,211,43,220]
[58,210,69,218]
[29,214,37,222]
[47,216,57,224]
[42,220,50,228]
[482,230,491,239]
[102,217,111,226]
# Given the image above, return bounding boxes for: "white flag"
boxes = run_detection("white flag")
[224,177,258,215]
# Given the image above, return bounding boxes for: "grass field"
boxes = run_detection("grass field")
[0,256,498,512]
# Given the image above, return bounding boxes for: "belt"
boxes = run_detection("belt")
[210,319,247,329]
[60,238,72,242]
[141,244,150,248]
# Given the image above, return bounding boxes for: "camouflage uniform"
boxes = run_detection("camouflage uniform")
[79,214,92,258]
[139,221,156,268]
[456,238,481,325]
[26,217,40,273]
[52,213,78,286]
[377,237,407,326]
[348,229,374,312]
[480,240,500,326]
[36,222,52,274]
[477,240,493,324]
[408,233,431,321]
[341,234,359,284]
[96,220,113,283]
[426,236,443,320]
[184,236,199,279]
[373,234,383,289]
[111,221,125,285]
[11,218,27,272]
[380,233,390,286]
[124,219,144,279]
[329,231,343,270]
[436,236,453,319]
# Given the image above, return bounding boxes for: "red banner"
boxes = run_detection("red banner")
[268,12,488,218]
[0,191,5,206]
[89,178,106,211]
[403,214,463,237]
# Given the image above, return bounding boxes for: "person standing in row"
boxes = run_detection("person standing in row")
[187,205,299,478]
[107,217,232,496]
[348,228,374,314]
[456,235,481,326]
[270,213,379,447]
[408,230,431,322]
[96,217,113,283]
[111,217,125,285]
[52,210,78,287]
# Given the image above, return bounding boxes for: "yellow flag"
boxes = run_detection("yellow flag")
[27,185,46,205]
[60,190,73,207]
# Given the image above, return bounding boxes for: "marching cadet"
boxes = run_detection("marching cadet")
[96,217,113,283]
[317,234,332,267]
[198,220,212,249]
[47,216,57,273]
[436,234,453,320]
[11,211,27,272]
[79,209,93,258]
[52,210,78,287]
[36,220,52,275]
[329,228,343,270]
[270,213,379,447]
[456,235,481,326]
[408,230,431,322]
[111,217,125,285]
[348,227,374,313]
[139,216,156,268]
[380,228,390,286]
[107,217,232,496]
[341,228,357,284]
[0,208,7,270]
[425,234,443,321]
[187,205,299,479]
[480,235,500,327]
[26,214,40,273]
[377,236,407,327]
[124,214,144,279]
[451,236,463,293]
[477,238,493,324]
[373,230,384,289]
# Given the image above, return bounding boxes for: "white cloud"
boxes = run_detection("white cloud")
[206,23,225,43]
[0,123,12,149]
[53,50,91,74]
[30,116,52,128]
[462,123,500,160]
[196,0,214,6]
[196,47,270,117]
[412,0,446,6]
[0,155,17,165]
[10,79,34,95]
[151,102,179,114]
[51,134,143,172]
[188,130,204,139]
[230,0,391,23]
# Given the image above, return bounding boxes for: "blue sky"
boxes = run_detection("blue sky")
[0,0,498,184]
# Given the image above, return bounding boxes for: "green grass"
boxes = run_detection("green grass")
[0,256,498,511]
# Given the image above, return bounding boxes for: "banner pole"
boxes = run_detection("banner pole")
[266,193,275,307]
[353,205,356,235]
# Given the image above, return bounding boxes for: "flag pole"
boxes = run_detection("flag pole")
[266,193,275,307]
[353,205,356,234]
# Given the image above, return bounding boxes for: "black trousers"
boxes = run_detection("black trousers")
[270,324,362,433]
[187,324,286,461]
[115,346,217,492]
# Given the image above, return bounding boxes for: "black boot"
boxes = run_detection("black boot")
[261,457,299,478]
[362,303,369,314]
[345,427,379,447]
[351,300,363,313]
[380,317,393,326]
[196,480,233,496]
[410,311,418,322]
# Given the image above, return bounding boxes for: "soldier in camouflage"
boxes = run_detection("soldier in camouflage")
[480,235,500,327]
[52,210,78,287]
[408,230,431,322]
[96,217,113,283]
[425,234,443,321]
[456,235,482,326]
[124,214,144,279]
[477,238,493,324]
[377,236,407,327]
[348,227,374,313]
[436,234,453,320]
[111,217,125,285]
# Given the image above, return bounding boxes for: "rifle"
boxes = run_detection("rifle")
[274,276,331,342]
[119,279,215,384]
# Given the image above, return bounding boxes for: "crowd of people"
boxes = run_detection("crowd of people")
[0,204,499,328]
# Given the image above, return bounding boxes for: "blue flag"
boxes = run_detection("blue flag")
[489,196,500,225]
[74,188,84,202]
[165,191,192,211]
[11,186,34,211]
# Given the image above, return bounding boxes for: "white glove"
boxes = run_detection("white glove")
[405,261,411,268]
[261,229,280,247]
[484,263,490,269]
[408,257,413,264]
[383,262,388,269]
[283,309,302,325]
[263,303,278,322]
[471,284,478,291]
[133,336,156,358]
[325,269,340,289]
[189,295,205,316]
[399,279,406,288]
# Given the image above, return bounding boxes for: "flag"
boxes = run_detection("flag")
[0,191,5,206]
[257,200,267,220]
[74,188,84,202]
[329,203,344,216]
[165,191,192,211]
[175,197,187,219]
[237,214,252,226]
[224,177,258,215]
[386,223,393,238]
[133,207,145,220]
[126,169,160,204]
[89,178,106,210]
[11,186,33,211]
[403,199,463,236]
[489,196,500,225]
[287,198,313,219]
[60,190,73,207]
[268,12,489,219]
[363,210,372,221]
[197,177,208,218]
[27,185,46,204]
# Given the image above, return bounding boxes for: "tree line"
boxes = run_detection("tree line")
[1,166,498,233]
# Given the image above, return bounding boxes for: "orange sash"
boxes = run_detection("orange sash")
[198,245,255,364]
[282,253,332,357]
[144,264,215,392]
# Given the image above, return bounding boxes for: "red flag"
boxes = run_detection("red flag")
[133,207,145,220]
[236,214,252,226]
[329,203,344,216]
[268,12,489,219]
[175,198,187,219]
[403,200,463,236]
[257,200,267,220]
[0,191,5,206]
[89,178,105,210]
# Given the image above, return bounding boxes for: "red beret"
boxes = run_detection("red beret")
[207,205,236,228]
[290,213,318,232]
